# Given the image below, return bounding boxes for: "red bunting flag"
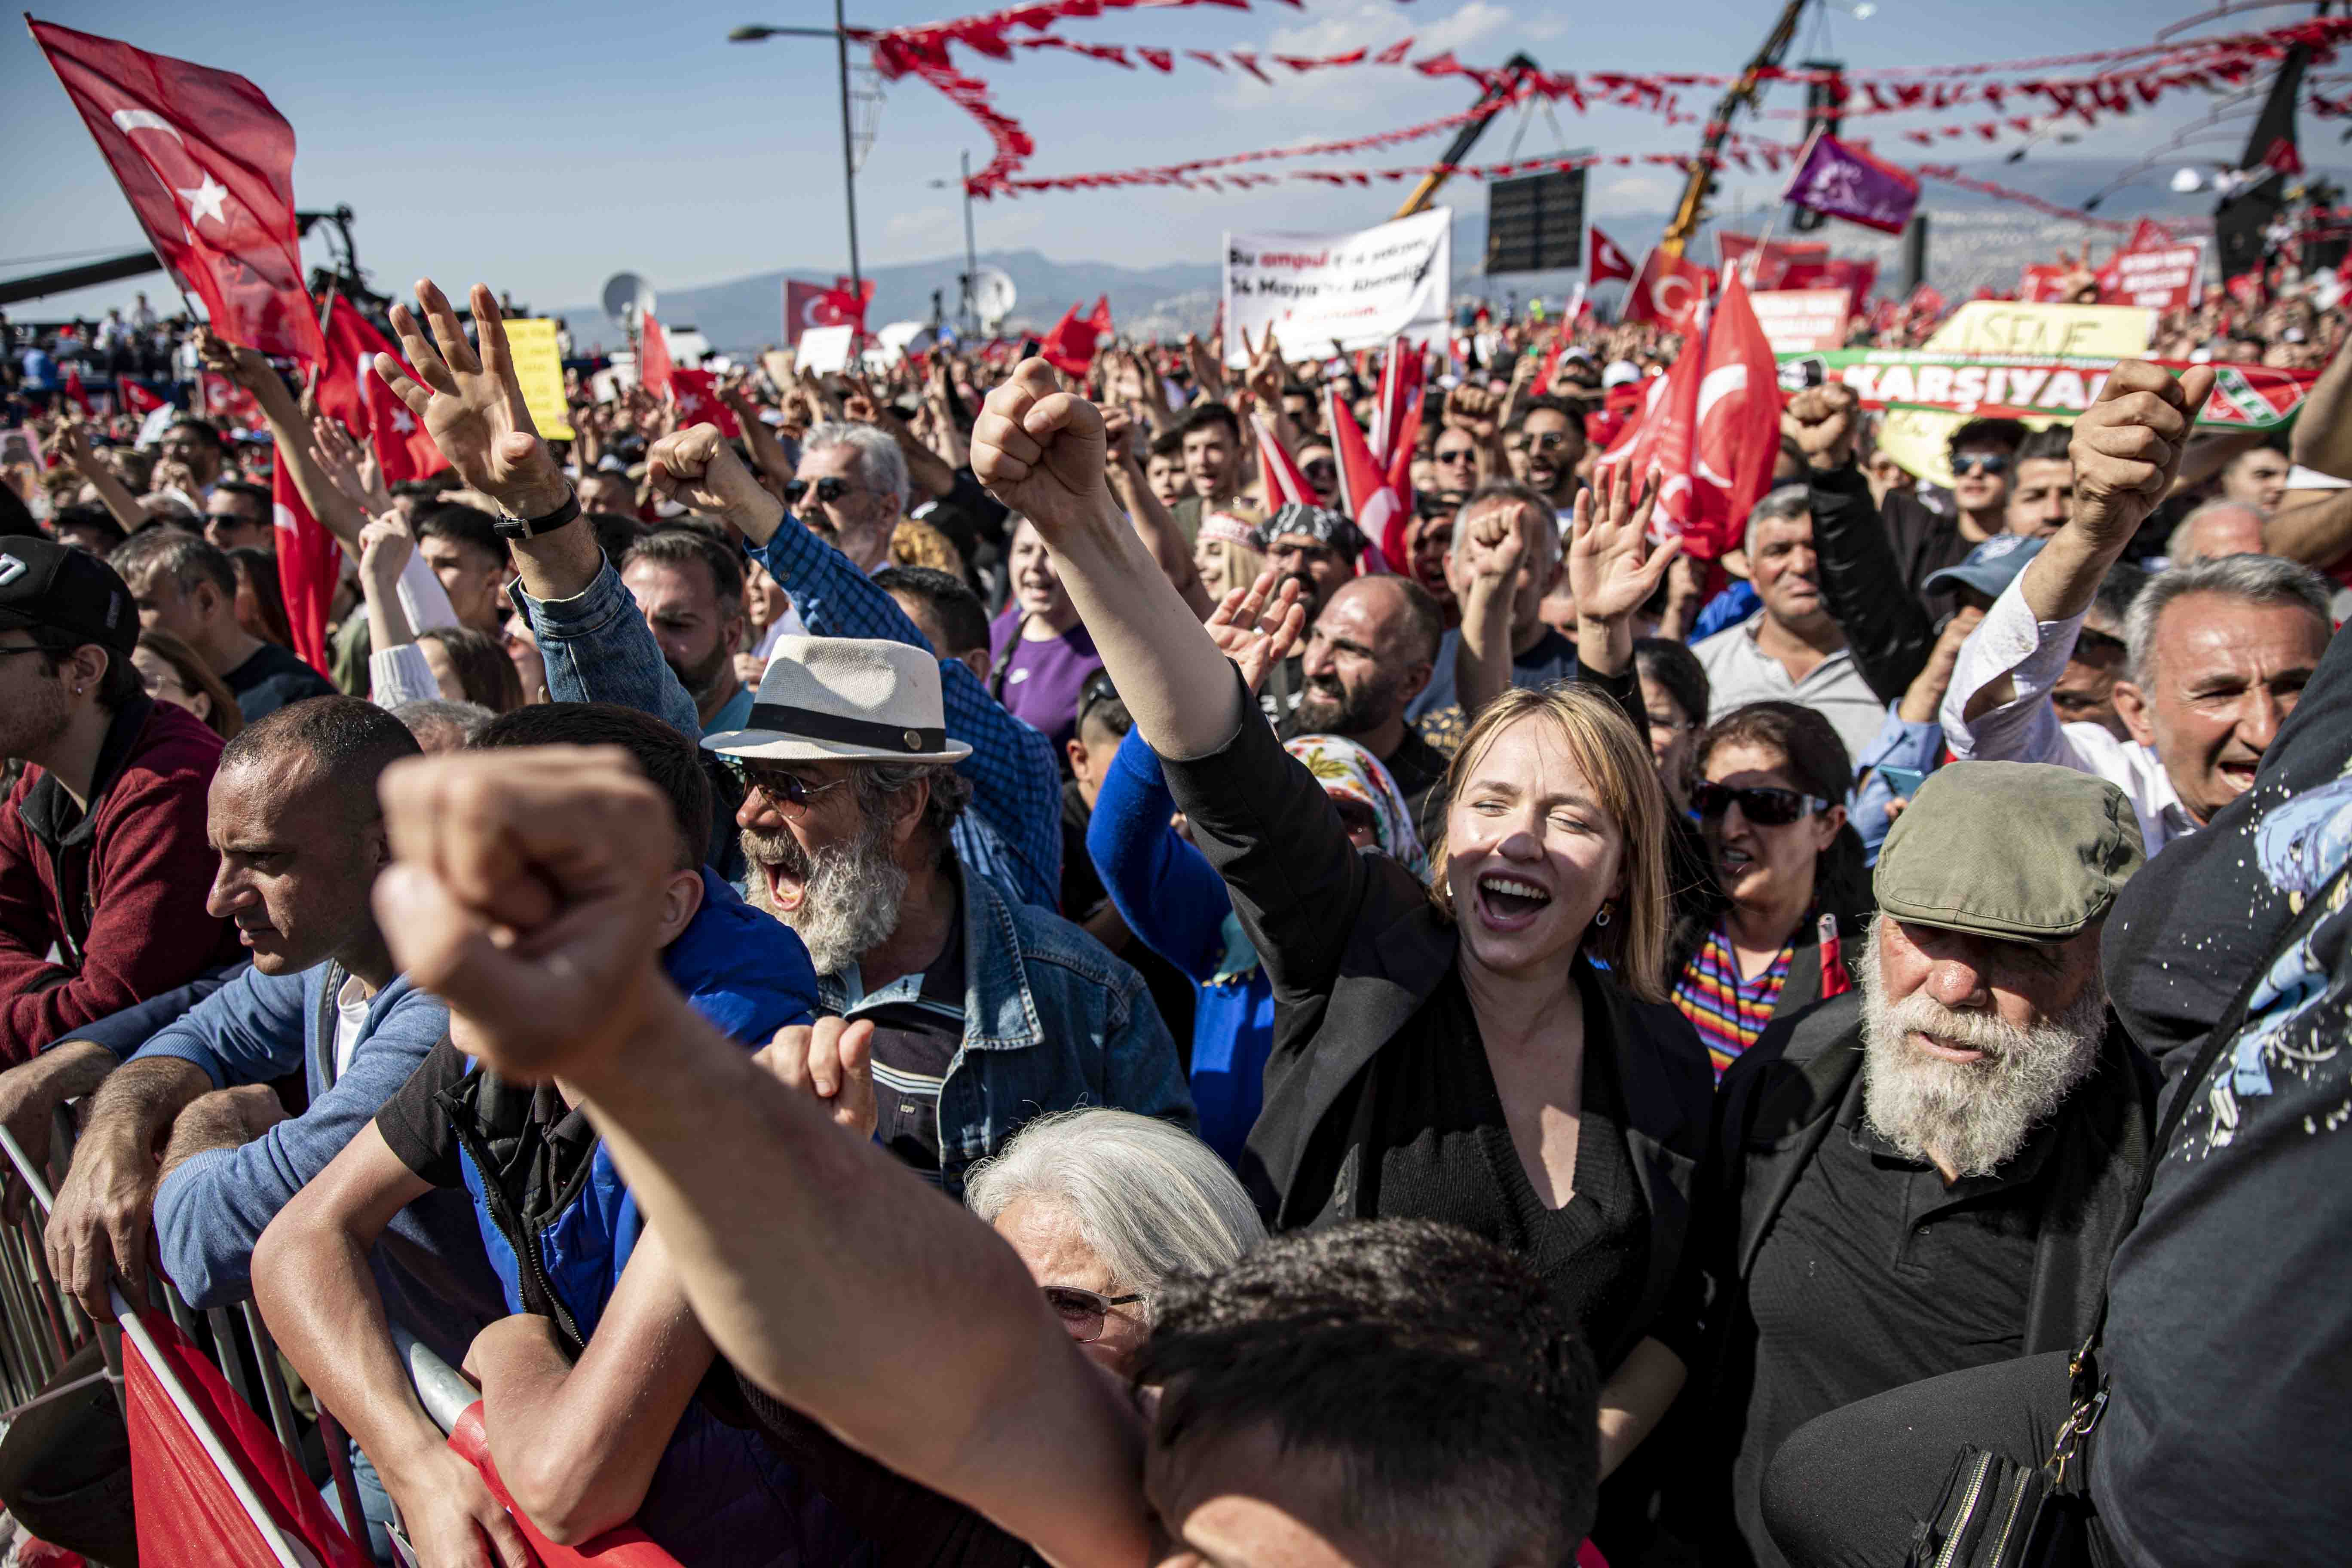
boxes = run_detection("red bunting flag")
[638,312,675,398]
[669,368,741,437]
[31,18,325,365]
[1587,225,1638,284]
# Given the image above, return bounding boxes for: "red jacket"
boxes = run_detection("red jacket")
[0,697,240,1063]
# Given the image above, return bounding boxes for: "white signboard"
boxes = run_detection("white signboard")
[1749,288,1853,353]
[795,325,856,374]
[1223,208,1452,368]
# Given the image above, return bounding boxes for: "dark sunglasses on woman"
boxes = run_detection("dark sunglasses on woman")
[1043,1285,1144,1342]
[784,476,853,505]
[1690,781,1830,827]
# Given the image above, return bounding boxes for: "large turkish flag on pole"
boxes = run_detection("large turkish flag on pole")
[1621,245,1714,333]
[30,18,325,365]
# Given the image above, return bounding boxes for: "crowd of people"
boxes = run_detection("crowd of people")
[0,245,2346,1568]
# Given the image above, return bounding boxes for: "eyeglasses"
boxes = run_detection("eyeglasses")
[1526,431,1574,450]
[1302,461,1337,482]
[783,476,854,506]
[1043,1285,1145,1342]
[1690,781,1830,826]
[1435,448,1477,465]
[1076,669,1123,730]
[719,756,852,813]
[1951,453,2011,477]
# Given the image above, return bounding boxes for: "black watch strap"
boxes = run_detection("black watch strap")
[493,489,582,541]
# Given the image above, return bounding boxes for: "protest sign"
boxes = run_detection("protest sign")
[2105,239,2204,313]
[1749,288,1851,352]
[1928,300,2156,358]
[1223,208,1450,367]
[1776,347,2316,432]
[796,325,856,374]
[501,317,573,441]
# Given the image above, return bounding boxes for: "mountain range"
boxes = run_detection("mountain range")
[554,156,2343,354]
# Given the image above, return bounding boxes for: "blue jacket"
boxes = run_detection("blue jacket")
[823,857,1197,1197]
[1086,728,1274,1171]
[140,964,507,1364]
[443,870,839,1566]
[1851,700,1947,866]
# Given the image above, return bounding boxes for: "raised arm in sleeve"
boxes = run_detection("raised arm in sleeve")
[1087,727,1236,982]
[1805,461,1935,702]
[509,563,704,741]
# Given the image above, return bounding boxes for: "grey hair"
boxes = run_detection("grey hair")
[387,698,495,751]
[851,759,972,868]
[962,1109,1267,1318]
[1743,483,1813,562]
[802,421,910,512]
[1448,479,1562,565]
[2165,501,2268,565]
[2125,552,2332,687]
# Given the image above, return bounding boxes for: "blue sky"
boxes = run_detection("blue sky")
[2,0,2288,322]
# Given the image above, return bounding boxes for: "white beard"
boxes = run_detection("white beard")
[743,817,909,977]
[1857,925,2107,1179]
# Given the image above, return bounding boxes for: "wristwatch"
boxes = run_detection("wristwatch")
[492,488,583,541]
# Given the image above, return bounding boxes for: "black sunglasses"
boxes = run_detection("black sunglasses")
[1077,669,1124,727]
[1690,781,1829,827]
[1302,460,1337,481]
[1951,453,2012,477]
[719,756,851,812]
[783,476,854,506]
[1044,1285,1144,1342]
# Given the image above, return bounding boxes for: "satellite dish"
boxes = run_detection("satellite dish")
[971,267,1017,331]
[602,272,658,331]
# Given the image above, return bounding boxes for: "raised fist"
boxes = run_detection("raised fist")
[970,358,1110,542]
[2067,360,2216,551]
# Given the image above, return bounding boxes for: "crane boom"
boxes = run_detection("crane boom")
[1660,0,1811,257]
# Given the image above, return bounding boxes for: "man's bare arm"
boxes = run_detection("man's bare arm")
[46,1054,212,1317]
[2265,487,2352,572]
[156,1083,285,1181]
[2292,332,2352,481]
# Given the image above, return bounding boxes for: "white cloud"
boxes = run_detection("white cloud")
[1210,0,1517,115]
[1606,175,1675,203]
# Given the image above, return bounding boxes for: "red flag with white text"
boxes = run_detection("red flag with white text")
[31,18,325,365]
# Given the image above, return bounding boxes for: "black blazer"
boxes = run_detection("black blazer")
[1161,670,1716,1344]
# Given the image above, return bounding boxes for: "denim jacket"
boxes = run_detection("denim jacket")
[823,861,1195,1197]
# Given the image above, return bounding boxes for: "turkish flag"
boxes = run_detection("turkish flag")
[197,371,260,431]
[669,368,740,437]
[638,312,675,398]
[1329,388,1413,574]
[61,368,95,416]
[1039,298,1112,377]
[1622,246,1714,332]
[830,276,876,331]
[120,378,168,414]
[1588,225,1637,284]
[1372,333,1423,469]
[31,18,325,365]
[785,278,869,335]
[315,297,445,484]
[272,459,340,674]
[1252,410,1315,509]
[122,1311,371,1567]
[1600,271,1782,561]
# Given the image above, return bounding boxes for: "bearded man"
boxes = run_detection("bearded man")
[1669,761,2158,1568]
[709,634,1193,1194]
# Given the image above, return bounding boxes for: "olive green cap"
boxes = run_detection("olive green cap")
[1874,762,2145,942]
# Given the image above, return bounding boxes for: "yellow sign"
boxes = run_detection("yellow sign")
[502,317,573,441]
[1877,302,2155,486]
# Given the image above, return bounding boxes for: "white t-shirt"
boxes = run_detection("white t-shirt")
[332,974,372,1082]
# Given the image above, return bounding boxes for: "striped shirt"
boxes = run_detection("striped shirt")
[1673,922,1793,1081]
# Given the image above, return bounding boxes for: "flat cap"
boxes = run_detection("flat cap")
[1875,762,2145,943]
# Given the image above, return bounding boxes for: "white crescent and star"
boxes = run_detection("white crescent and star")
[108,109,232,233]
[111,108,184,141]
[177,174,229,229]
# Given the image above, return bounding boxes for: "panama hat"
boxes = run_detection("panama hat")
[702,634,973,765]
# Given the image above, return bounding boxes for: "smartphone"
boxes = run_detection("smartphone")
[1877,766,1928,799]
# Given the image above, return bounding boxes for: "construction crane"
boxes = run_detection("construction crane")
[1391,54,1541,219]
[1659,0,1811,257]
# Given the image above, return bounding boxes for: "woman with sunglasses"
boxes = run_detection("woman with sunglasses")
[1670,701,1872,1081]
[968,365,1713,1503]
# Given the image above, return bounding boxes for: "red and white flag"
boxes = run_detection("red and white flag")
[315,297,446,485]
[31,18,325,364]
[1040,295,1113,377]
[1600,270,1782,561]
[120,378,168,415]
[1253,411,1315,509]
[638,312,676,398]
[1622,246,1715,333]
[1371,334,1424,469]
[272,461,340,675]
[670,368,740,437]
[784,277,874,336]
[61,367,95,416]
[1328,388,1413,574]
[1588,225,1637,285]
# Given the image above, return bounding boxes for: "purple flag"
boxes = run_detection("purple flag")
[1781,132,1920,236]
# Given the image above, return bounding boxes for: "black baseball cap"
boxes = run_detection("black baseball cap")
[0,536,139,658]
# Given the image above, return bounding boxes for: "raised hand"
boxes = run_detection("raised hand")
[970,358,1111,540]
[50,418,99,476]
[374,279,570,519]
[1781,382,1861,470]
[756,1018,878,1139]
[1202,566,1306,695]
[2068,360,2216,551]
[357,508,416,592]
[1244,327,1285,410]
[645,425,779,540]
[194,328,277,392]
[1456,491,1527,589]
[1570,462,1681,625]
[372,746,677,1084]
[1444,383,1502,443]
[308,415,393,518]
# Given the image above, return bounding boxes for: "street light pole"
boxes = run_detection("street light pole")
[961,150,978,337]
[832,0,862,300]
[729,18,863,303]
